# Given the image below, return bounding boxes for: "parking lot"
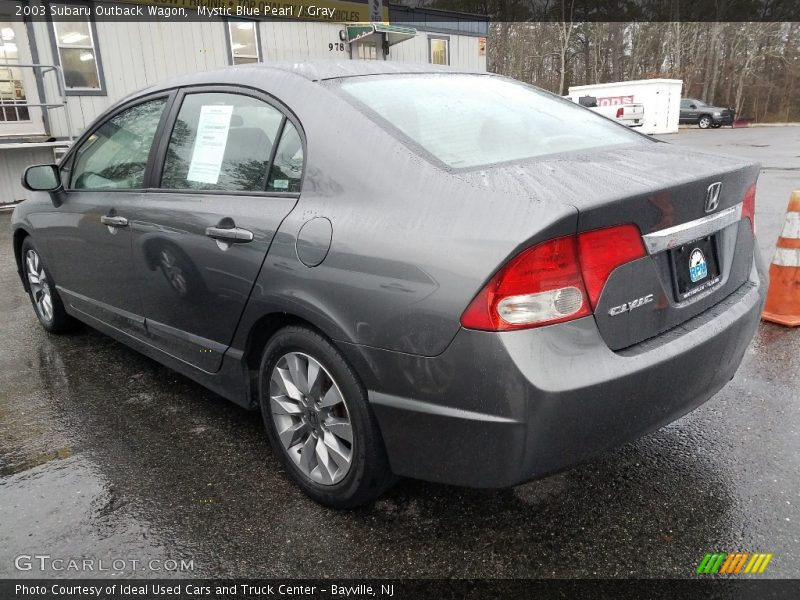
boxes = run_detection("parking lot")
[1,126,798,579]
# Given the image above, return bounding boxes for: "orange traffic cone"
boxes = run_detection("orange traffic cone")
[762,190,800,327]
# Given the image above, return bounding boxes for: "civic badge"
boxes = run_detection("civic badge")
[705,182,722,213]
[689,248,708,282]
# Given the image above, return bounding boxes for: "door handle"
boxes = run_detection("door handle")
[205,226,254,243]
[100,215,128,227]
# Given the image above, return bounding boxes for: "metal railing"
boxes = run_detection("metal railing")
[0,63,74,141]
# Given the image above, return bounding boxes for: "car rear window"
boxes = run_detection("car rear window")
[339,74,647,169]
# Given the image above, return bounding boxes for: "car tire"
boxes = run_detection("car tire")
[20,237,78,334]
[698,115,712,129]
[258,325,396,508]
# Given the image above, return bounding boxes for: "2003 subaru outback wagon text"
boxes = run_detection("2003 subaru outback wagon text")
[12,62,767,508]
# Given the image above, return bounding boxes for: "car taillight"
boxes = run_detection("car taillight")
[616,107,624,118]
[742,183,756,235]
[460,225,646,331]
[460,236,591,331]
[577,225,646,309]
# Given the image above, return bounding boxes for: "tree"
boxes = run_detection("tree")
[485,20,800,122]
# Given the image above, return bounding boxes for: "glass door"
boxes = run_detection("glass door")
[351,37,384,61]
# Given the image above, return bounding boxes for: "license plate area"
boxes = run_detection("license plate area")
[669,235,721,301]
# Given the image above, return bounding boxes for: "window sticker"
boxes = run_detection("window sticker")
[272,179,289,190]
[187,105,234,184]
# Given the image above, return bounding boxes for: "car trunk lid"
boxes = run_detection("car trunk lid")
[459,141,760,350]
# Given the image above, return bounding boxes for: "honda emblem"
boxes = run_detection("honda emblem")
[705,182,722,213]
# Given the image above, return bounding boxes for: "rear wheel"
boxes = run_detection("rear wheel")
[258,325,395,508]
[21,238,78,334]
[698,115,712,129]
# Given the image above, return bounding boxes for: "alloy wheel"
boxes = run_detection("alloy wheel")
[25,249,54,323]
[269,352,354,485]
[699,116,711,129]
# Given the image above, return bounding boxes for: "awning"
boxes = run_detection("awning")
[346,24,417,46]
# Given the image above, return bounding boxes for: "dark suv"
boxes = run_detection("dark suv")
[680,98,735,129]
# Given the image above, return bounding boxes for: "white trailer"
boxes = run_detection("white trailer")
[567,79,683,135]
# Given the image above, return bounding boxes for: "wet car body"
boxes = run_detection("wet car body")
[11,62,767,495]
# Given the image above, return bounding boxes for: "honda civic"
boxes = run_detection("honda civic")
[11,62,767,507]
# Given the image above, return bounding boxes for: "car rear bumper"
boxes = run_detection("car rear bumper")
[350,251,767,488]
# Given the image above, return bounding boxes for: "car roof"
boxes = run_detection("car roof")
[237,60,487,81]
[136,60,490,95]
[112,61,496,117]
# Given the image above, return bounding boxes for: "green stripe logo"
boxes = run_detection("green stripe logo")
[697,552,773,574]
[697,553,726,574]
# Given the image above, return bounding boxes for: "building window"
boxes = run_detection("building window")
[51,11,102,92]
[355,41,379,60]
[429,36,449,65]
[0,22,30,122]
[227,21,260,65]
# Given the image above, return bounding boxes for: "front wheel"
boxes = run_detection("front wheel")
[259,325,395,508]
[698,115,712,129]
[21,238,78,334]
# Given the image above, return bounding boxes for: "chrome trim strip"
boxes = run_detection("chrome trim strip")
[642,203,743,254]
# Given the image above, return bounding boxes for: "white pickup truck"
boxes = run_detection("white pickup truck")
[566,95,645,128]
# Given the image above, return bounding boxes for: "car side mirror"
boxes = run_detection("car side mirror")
[689,104,697,109]
[22,164,65,207]
[22,164,62,192]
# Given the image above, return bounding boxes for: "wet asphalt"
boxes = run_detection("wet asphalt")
[1,126,798,579]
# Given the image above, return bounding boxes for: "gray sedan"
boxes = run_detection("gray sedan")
[11,62,766,507]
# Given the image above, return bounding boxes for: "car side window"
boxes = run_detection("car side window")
[680,99,690,108]
[70,98,167,190]
[160,92,283,192]
[267,121,304,193]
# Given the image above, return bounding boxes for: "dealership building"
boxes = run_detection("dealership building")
[0,0,488,205]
